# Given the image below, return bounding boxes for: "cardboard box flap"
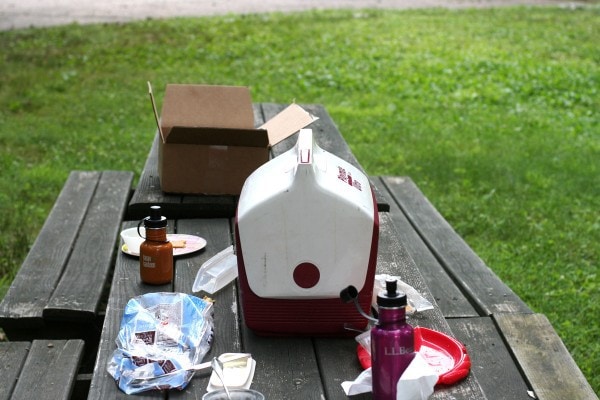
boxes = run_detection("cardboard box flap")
[168,126,270,147]
[161,84,255,138]
[260,103,319,146]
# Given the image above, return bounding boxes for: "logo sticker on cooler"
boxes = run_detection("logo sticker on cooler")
[293,262,320,289]
[337,166,362,191]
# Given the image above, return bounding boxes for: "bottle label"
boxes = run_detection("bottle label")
[384,345,414,356]
[142,255,156,269]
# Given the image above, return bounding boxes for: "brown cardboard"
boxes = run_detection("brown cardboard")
[149,83,316,195]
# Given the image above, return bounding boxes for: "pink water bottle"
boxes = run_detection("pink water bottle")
[371,279,415,399]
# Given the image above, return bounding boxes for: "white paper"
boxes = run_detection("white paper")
[396,353,438,400]
[341,353,438,399]
[341,367,372,396]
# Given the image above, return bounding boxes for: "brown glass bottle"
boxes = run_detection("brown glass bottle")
[139,206,173,285]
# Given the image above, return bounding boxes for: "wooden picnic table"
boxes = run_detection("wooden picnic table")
[84,104,596,400]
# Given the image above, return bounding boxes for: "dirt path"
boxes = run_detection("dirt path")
[0,0,587,31]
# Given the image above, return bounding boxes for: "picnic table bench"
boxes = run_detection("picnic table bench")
[0,171,133,342]
[0,170,133,399]
[0,339,85,400]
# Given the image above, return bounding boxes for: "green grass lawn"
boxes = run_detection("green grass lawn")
[1,5,598,393]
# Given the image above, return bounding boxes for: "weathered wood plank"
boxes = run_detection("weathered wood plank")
[381,176,531,316]
[241,330,325,399]
[375,212,487,400]
[372,177,478,318]
[315,338,370,400]
[171,218,240,399]
[0,341,30,400]
[87,220,170,400]
[11,339,84,400]
[377,213,449,333]
[178,194,239,219]
[447,317,531,399]
[0,171,99,331]
[45,171,133,321]
[495,313,598,400]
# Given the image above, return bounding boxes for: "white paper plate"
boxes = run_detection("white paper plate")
[122,234,206,257]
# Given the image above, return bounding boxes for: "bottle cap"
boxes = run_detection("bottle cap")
[376,279,407,308]
[143,205,167,229]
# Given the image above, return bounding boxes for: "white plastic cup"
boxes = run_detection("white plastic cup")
[120,227,145,254]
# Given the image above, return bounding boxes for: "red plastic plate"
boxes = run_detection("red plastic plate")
[356,326,471,386]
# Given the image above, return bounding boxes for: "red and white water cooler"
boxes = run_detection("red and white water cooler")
[235,129,379,336]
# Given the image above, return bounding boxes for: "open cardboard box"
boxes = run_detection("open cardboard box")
[149,83,317,194]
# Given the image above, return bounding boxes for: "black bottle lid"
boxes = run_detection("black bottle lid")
[376,279,407,308]
[143,205,167,229]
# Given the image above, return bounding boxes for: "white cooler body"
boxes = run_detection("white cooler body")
[235,129,379,336]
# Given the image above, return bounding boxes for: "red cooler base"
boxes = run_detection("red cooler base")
[238,276,374,337]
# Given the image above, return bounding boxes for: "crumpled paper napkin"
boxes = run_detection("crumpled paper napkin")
[341,353,438,399]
